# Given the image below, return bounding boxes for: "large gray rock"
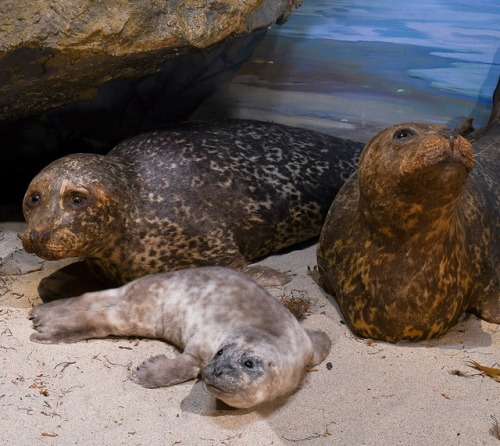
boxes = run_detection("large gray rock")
[0,0,302,119]
[0,1,302,213]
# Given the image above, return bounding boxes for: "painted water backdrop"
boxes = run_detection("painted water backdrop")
[194,0,500,141]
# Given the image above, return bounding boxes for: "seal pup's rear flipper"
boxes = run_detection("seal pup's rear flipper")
[130,353,200,388]
[306,330,332,366]
[243,264,291,287]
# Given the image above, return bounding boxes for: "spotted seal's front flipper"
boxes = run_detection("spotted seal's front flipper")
[130,354,200,388]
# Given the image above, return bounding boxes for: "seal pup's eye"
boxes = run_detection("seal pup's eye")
[243,359,255,369]
[216,349,224,356]
[393,128,415,140]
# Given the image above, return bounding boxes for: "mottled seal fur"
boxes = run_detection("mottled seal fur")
[22,119,362,286]
[317,79,500,342]
[29,266,332,409]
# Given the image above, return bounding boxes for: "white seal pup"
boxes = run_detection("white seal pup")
[30,266,332,409]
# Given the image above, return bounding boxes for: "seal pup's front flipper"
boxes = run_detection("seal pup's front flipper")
[130,353,200,388]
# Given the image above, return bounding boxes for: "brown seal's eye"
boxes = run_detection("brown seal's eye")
[29,193,41,204]
[394,128,415,140]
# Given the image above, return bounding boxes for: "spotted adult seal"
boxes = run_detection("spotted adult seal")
[22,119,362,286]
[317,78,500,342]
[29,266,332,409]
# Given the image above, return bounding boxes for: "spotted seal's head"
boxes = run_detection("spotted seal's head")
[357,122,473,235]
[202,332,312,409]
[22,153,132,261]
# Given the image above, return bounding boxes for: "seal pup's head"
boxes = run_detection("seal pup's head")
[202,329,329,409]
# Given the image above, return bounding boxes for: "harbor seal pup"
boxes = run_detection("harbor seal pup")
[317,78,500,342]
[21,119,362,286]
[29,266,332,409]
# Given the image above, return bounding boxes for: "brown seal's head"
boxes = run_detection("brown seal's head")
[357,122,473,236]
[22,153,132,261]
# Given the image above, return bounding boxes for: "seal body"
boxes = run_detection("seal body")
[29,266,332,409]
[22,119,362,285]
[317,79,500,342]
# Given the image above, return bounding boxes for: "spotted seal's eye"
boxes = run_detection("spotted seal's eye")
[243,359,255,369]
[394,128,415,140]
[216,349,224,356]
[29,193,41,205]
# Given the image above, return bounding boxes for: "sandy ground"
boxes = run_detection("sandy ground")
[0,220,499,446]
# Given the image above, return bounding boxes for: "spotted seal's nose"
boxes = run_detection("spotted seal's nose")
[21,228,51,253]
[29,229,52,244]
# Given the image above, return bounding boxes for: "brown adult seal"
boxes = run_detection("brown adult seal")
[22,119,362,286]
[30,266,332,409]
[317,78,500,342]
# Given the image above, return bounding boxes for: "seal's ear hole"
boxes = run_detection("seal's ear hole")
[393,128,415,140]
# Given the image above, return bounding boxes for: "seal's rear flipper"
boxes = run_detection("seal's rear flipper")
[130,353,200,388]
[243,265,291,287]
[306,330,332,366]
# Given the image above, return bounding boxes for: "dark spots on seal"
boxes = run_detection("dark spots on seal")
[23,119,363,285]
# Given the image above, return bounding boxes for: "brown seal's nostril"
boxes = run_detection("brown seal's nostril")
[438,128,452,140]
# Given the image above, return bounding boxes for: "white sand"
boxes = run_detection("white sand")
[0,221,499,445]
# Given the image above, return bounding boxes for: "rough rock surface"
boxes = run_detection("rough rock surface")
[0,1,302,212]
[0,0,302,119]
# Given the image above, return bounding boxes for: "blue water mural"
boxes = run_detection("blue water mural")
[193,0,500,142]
[286,0,500,100]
